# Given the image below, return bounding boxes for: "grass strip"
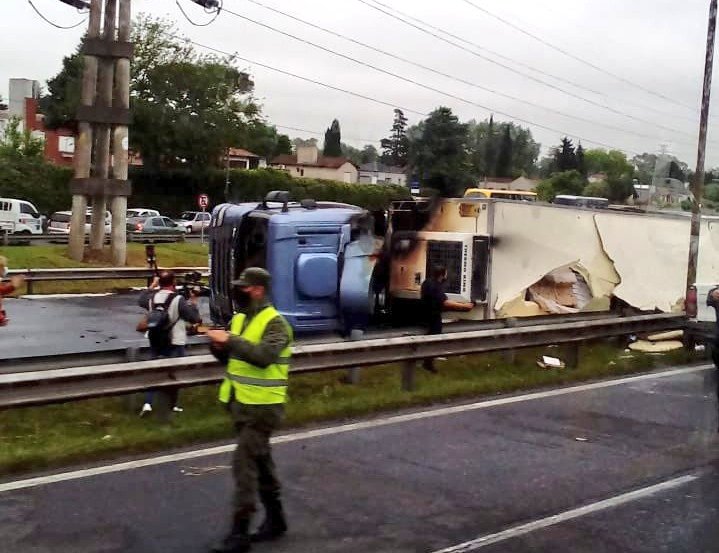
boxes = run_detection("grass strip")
[0,342,701,477]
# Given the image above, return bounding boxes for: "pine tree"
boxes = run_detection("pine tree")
[484,115,497,177]
[554,137,577,172]
[576,143,586,177]
[323,119,342,157]
[380,109,409,166]
[495,125,513,178]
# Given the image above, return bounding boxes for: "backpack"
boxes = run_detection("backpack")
[146,292,178,349]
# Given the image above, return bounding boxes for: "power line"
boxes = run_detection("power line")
[28,0,87,29]
[237,0,666,143]
[170,35,426,117]
[215,5,680,152]
[178,29,638,155]
[355,0,604,97]
[274,124,381,144]
[354,0,699,140]
[360,0,700,126]
[458,0,697,112]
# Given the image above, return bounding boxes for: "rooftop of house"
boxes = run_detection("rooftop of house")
[359,161,406,174]
[271,153,354,169]
[228,147,261,158]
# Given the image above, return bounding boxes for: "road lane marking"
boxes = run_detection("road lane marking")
[20,293,116,299]
[430,473,699,552]
[0,364,711,493]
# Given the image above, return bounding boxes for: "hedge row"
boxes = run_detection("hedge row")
[0,159,73,215]
[0,162,410,216]
[224,169,411,211]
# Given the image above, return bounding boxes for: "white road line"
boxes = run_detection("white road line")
[430,473,699,552]
[0,364,710,494]
[20,293,115,300]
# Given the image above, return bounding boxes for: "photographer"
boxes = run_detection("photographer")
[0,256,24,327]
[137,270,202,416]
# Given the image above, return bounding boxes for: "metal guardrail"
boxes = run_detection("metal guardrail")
[1,231,195,246]
[0,313,685,409]
[6,266,208,294]
[1,311,633,374]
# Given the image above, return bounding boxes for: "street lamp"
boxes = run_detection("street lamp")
[190,0,220,8]
[57,0,91,9]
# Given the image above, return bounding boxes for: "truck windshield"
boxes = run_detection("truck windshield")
[233,214,269,279]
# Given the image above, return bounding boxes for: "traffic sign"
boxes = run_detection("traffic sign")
[198,194,209,209]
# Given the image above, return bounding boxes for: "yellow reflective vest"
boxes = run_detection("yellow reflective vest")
[218,306,293,405]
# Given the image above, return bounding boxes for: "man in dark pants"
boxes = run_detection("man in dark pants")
[207,267,293,553]
[137,270,201,415]
[420,264,474,373]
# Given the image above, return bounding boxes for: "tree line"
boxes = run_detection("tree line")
[14,13,703,207]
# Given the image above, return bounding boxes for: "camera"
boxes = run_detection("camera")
[178,270,210,300]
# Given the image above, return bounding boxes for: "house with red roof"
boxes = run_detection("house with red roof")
[270,145,358,183]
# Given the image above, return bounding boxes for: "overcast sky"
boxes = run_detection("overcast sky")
[1,0,718,165]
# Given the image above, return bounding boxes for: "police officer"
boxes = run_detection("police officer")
[207,267,293,553]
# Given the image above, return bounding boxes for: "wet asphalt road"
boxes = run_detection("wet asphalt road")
[1,366,719,552]
[0,293,213,359]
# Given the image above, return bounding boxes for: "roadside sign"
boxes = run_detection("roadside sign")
[410,179,420,196]
[198,194,209,209]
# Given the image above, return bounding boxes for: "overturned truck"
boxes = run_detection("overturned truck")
[208,192,718,333]
[385,197,719,321]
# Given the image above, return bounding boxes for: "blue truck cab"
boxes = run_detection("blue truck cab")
[208,192,380,334]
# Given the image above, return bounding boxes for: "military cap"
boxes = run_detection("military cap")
[231,267,271,288]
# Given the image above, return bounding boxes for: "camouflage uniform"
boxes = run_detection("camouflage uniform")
[210,267,292,553]
[225,300,290,518]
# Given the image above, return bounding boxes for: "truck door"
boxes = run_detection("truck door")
[339,229,380,333]
[269,223,345,333]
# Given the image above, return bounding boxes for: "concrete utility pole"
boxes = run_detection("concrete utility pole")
[686,0,717,295]
[67,0,132,264]
[111,0,131,265]
[68,0,101,261]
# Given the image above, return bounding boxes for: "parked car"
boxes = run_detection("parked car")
[174,211,211,233]
[127,216,186,235]
[126,208,161,219]
[0,198,43,234]
[48,210,112,235]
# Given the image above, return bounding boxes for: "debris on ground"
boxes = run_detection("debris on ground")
[537,355,566,369]
[628,340,683,353]
[646,330,683,342]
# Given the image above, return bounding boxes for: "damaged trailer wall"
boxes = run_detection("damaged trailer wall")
[490,202,619,316]
[490,202,719,316]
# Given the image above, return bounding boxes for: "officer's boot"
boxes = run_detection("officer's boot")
[251,492,287,542]
[211,513,251,553]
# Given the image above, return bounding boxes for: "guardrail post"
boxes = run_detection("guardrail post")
[566,342,581,369]
[124,346,143,412]
[402,359,416,391]
[126,346,139,362]
[1,230,7,247]
[344,329,364,385]
[153,389,174,424]
[25,271,33,295]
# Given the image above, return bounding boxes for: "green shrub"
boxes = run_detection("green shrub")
[0,164,410,217]
[0,158,72,215]
[224,169,410,210]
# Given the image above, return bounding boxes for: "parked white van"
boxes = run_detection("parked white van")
[0,198,43,234]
